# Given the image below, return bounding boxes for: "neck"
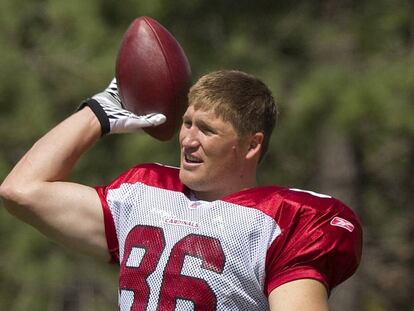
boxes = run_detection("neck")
[193,176,257,201]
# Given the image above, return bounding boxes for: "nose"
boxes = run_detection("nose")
[180,126,200,149]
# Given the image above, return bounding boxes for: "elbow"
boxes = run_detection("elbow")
[0,179,46,226]
[0,179,34,210]
[0,180,16,202]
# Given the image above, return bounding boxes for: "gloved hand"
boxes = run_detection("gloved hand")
[79,78,166,136]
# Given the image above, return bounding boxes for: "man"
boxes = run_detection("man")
[0,70,362,310]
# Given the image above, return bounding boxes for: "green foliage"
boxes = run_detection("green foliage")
[1,0,413,310]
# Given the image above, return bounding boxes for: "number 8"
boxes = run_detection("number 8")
[120,225,226,310]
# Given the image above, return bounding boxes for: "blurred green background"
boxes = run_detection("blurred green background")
[0,0,413,310]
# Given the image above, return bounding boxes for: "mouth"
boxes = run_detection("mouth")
[184,153,203,164]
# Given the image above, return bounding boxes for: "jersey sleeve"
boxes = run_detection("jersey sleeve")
[95,184,119,264]
[94,164,158,264]
[265,192,362,295]
[94,163,184,264]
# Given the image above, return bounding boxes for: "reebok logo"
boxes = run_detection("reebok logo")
[330,216,355,232]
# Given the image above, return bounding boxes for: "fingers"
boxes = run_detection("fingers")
[140,113,167,127]
[109,113,166,134]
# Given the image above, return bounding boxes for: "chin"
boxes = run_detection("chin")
[179,169,205,192]
[179,169,195,188]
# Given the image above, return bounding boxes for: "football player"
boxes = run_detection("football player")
[0,70,362,310]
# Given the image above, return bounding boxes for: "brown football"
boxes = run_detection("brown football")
[116,16,191,140]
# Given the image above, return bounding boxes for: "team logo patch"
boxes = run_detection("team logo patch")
[189,201,202,209]
[330,216,355,232]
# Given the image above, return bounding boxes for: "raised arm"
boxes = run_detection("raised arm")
[0,107,108,259]
[0,79,165,260]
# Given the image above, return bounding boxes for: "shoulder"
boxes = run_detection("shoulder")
[261,188,362,290]
[101,163,185,192]
[246,186,362,255]
[225,186,358,227]
[227,186,363,293]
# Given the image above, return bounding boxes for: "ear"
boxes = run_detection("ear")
[245,132,264,160]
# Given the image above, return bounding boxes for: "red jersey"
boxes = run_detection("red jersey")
[96,163,362,310]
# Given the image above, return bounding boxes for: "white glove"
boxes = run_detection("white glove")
[79,78,166,135]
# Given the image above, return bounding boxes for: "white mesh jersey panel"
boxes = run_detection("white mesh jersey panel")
[107,182,281,311]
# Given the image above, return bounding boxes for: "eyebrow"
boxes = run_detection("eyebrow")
[182,109,222,134]
[197,119,218,133]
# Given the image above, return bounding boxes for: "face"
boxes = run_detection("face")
[179,105,251,200]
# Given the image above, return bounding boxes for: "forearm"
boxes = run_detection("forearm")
[0,107,109,259]
[29,107,101,181]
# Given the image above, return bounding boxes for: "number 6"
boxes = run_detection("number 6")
[120,226,226,310]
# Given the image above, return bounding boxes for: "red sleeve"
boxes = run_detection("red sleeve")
[95,185,120,264]
[265,191,362,295]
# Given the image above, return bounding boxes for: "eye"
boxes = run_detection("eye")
[200,125,216,135]
[182,117,192,128]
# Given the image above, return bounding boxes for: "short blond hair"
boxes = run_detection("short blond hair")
[188,70,278,160]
